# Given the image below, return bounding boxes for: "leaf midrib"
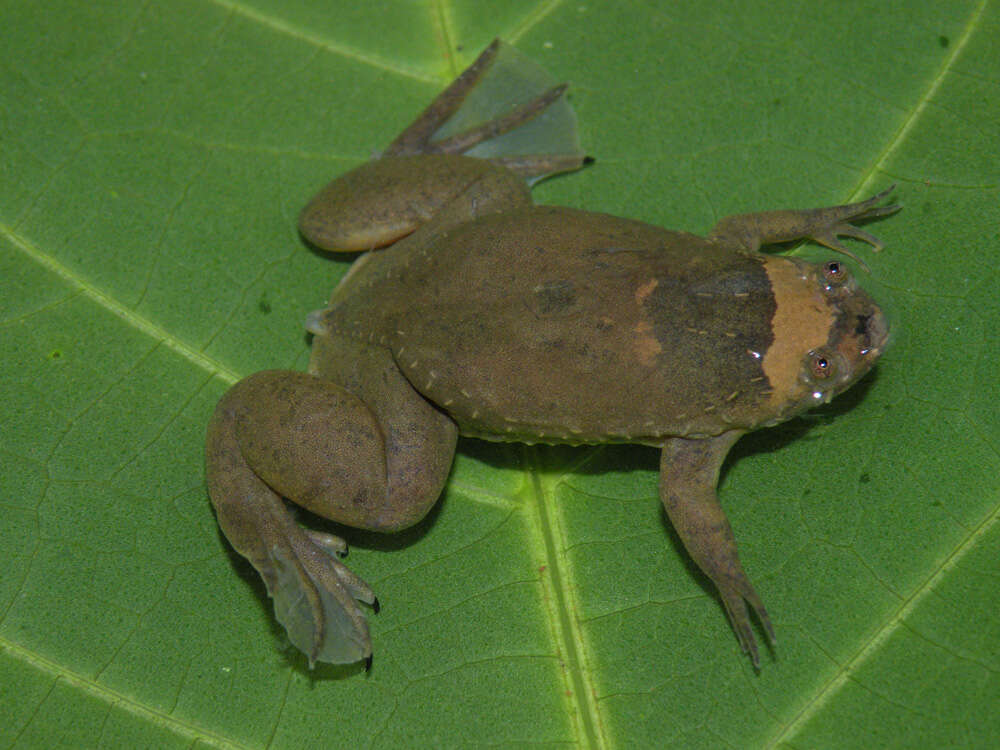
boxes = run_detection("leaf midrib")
[528,447,605,750]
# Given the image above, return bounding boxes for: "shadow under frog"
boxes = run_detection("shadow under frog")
[205,39,899,670]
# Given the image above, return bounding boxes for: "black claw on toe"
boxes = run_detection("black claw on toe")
[364,654,373,672]
[372,597,381,614]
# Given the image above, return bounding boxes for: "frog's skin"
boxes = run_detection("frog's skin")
[206,40,898,669]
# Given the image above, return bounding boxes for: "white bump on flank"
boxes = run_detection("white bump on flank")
[304,310,328,335]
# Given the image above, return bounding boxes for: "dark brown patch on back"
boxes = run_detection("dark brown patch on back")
[643,254,775,416]
[532,279,578,314]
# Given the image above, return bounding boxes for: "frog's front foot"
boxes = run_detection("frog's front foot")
[709,185,900,266]
[795,186,901,263]
[712,565,775,668]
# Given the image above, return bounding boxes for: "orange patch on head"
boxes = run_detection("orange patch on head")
[760,257,833,409]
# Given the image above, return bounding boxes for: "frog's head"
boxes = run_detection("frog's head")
[757,256,889,427]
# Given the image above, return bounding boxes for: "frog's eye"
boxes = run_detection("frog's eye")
[808,350,836,380]
[822,260,849,287]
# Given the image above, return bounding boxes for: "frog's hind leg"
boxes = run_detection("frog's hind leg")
[206,349,458,667]
[207,377,380,668]
[384,39,586,179]
[300,40,586,252]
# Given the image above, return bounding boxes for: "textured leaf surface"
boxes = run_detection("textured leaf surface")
[2,1,998,748]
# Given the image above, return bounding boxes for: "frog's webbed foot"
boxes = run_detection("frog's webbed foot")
[384,39,585,179]
[659,433,776,668]
[384,39,504,156]
[709,185,900,268]
[207,470,378,667]
[267,526,378,668]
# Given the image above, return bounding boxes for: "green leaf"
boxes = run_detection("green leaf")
[2,1,998,748]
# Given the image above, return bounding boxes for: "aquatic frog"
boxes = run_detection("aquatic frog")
[205,40,898,669]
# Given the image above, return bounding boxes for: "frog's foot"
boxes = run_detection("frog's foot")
[422,82,568,154]
[800,186,901,266]
[385,39,505,156]
[715,571,776,669]
[266,525,378,669]
[709,185,900,266]
[207,468,379,667]
[384,39,585,179]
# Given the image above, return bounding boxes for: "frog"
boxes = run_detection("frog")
[205,39,898,670]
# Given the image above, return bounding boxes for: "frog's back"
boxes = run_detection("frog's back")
[325,206,777,444]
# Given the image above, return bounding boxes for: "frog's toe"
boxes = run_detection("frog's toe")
[267,527,377,667]
[304,528,348,556]
[809,186,901,264]
[717,579,775,669]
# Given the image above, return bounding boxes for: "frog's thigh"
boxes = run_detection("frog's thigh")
[308,331,460,530]
[299,155,530,252]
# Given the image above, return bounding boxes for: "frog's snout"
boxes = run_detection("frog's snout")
[826,290,889,398]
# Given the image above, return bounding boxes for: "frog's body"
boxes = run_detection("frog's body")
[322,199,859,443]
[206,40,898,670]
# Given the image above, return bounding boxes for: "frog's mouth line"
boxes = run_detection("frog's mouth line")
[827,302,889,399]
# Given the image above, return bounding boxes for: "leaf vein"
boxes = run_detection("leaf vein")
[206,0,439,82]
[1,224,240,383]
[0,637,252,749]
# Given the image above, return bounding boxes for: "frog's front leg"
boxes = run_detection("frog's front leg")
[708,186,900,262]
[659,432,776,668]
[205,337,457,667]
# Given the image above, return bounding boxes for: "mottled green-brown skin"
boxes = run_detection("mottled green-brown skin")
[205,41,896,669]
